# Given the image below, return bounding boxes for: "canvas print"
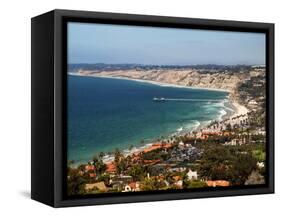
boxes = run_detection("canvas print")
[66,22,266,196]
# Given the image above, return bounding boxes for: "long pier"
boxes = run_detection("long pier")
[153,97,224,102]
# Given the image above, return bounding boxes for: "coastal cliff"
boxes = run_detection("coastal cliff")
[69,64,266,114]
[76,67,264,93]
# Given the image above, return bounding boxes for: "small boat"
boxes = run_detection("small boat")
[153,97,166,102]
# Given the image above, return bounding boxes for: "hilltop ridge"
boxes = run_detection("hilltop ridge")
[69,64,265,93]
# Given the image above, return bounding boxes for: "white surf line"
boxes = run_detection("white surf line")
[154,98,225,102]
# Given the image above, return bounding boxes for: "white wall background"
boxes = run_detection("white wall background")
[0,0,279,216]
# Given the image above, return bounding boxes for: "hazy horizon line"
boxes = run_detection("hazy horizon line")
[68,62,265,66]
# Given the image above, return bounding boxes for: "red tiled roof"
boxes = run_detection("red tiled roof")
[206,180,230,187]
[129,182,137,189]
[143,159,161,165]
[142,143,172,153]
[85,165,95,172]
[173,176,181,181]
[89,173,96,178]
[106,162,116,173]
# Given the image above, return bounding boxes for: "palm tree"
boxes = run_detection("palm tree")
[99,152,105,159]
[114,148,122,164]
[114,148,127,175]
[95,160,106,175]
[92,156,99,165]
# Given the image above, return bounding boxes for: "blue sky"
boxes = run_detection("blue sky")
[68,22,266,65]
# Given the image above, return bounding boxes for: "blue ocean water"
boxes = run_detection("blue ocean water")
[67,75,230,164]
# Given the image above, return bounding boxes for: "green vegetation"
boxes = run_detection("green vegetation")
[141,177,167,191]
[128,165,146,181]
[183,180,208,189]
[67,167,87,195]
[67,66,267,195]
[142,150,169,161]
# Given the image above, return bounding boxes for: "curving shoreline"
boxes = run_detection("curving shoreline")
[68,72,231,93]
[68,72,249,166]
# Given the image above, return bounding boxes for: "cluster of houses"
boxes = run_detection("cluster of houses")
[168,141,202,162]
[81,140,232,193]
[79,106,265,193]
[68,67,267,195]
[239,68,266,112]
[83,164,231,193]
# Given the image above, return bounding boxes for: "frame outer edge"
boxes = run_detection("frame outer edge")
[50,9,275,207]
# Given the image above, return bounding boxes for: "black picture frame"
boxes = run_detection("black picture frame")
[31,9,274,207]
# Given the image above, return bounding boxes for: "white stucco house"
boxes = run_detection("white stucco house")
[187,169,198,180]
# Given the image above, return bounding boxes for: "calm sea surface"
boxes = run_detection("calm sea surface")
[67,75,231,164]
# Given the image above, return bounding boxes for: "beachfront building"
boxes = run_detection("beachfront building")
[224,138,246,146]
[187,169,198,180]
[179,141,192,149]
[174,180,183,188]
[249,100,258,105]
[106,162,116,174]
[142,143,172,154]
[123,182,140,192]
[179,141,184,147]
[168,167,186,173]
[85,164,95,172]
[109,175,134,191]
[111,175,133,183]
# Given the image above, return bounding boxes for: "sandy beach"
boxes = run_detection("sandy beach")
[231,100,249,117]
[69,72,249,165]
[100,98,249,165]
[68,72,231,93]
